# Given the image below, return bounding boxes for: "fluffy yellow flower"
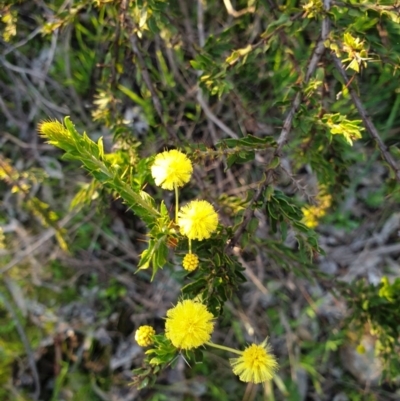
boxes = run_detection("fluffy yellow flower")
[230,339,278,384]
[178,200,218,240]
[165,299,214,350]
[182,253,199,272]
[135,325,156,347]
[151,149,193,190]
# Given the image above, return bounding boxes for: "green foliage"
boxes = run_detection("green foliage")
[322,113,364,145]
[133,334,178,389]
[39,118,159,226]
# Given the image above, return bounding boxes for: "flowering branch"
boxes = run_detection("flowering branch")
[226,0,332,252]
[332,54,400,183]
[276,0,331,152]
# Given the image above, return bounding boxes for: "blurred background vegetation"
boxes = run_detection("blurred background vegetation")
[1,0,400,400]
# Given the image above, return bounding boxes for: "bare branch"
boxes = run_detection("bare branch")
[332,54,400,183]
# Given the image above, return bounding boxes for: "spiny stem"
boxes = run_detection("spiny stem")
[205,341,242,355]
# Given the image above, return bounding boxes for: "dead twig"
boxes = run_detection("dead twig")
[332,54,400,183]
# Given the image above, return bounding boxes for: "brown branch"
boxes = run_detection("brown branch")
[227,1,332,251]
[332,54,400,183]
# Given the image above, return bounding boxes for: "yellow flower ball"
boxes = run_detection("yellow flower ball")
[230,339,278,383]
[182,253,199,272]
[178,200,218,240]
[151,149,193,190]
[165,299,214,350]
[135,325,156,347]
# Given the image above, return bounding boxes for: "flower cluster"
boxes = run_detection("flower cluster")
[140,299,279,384]
[301,186,332,229]
[147,149,279,385]
[135,325,155,347]
[151,149,219,271]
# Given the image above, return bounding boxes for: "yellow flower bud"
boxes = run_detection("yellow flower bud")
[135,325,155,347]
[183,253,199,272]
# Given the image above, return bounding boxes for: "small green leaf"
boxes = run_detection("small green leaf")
[267,156,280,170]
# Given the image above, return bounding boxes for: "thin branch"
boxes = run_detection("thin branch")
[196,92,239,139]
[2,27,42,56]
[276,0,331,152]
[0,94,26,129]
[126,18,179,141]
[332,54,400,182]
[196,0,239,140]
[197,0,205,48]
[227,1,332,250]
[0,211,78,275]
[222,0,255,17]
[225,170,274,252]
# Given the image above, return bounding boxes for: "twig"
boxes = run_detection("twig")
[197,0,205,48]
[0,285,40,400]
[0,94,26,129]
[196,0,239,140]
[276,0,331,152]
[226,171,273,252]
[2,27,42,56]
[332,55,400,183]
[222,0,255,17]
[227,1,331,251]
[1,131,54,150]
[0,211,77,275]
[125,17,179,141]
[62,26,92,126]
[196,92,239,139]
